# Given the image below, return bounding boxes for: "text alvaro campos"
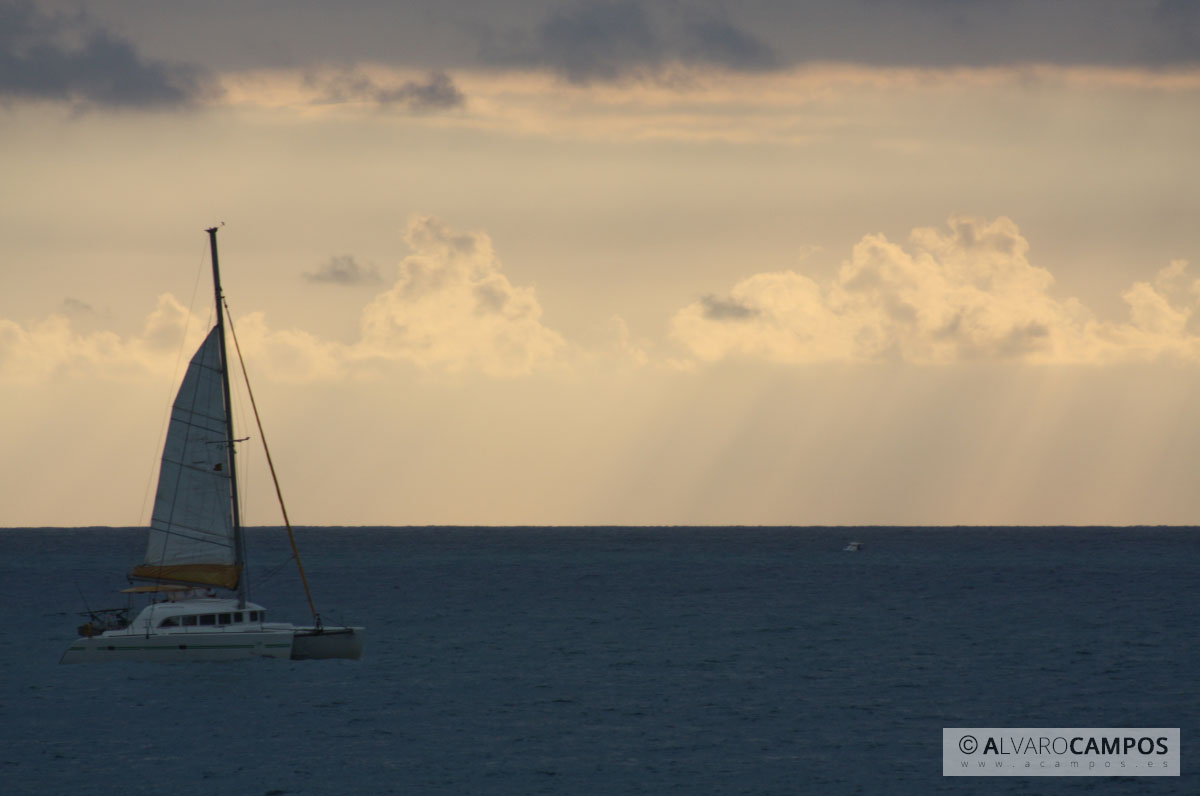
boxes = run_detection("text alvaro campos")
[943,728,1178,776]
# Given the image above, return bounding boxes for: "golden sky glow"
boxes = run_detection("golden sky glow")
[3,2,1200,526]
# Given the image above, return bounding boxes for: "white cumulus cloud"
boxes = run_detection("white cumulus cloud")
[0,216,568,384]
[671,216,1200,366]
[355,215,565,377]
[8,215,1200,385]
[0,293,201,383]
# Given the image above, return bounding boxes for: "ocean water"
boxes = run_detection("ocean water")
[1,526,1196,795]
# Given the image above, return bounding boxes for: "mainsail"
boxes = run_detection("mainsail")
[131,326,241,589]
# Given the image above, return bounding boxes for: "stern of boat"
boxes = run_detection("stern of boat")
[290,626,365,660]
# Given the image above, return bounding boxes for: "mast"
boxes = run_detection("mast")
[207,226,248,608]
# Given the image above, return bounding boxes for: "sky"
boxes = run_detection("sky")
[2,0,1200,526]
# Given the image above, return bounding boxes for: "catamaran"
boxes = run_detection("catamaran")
[61,228,364,663]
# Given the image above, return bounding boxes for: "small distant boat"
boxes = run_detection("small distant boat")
[61,228,363,664]
[843,541,863,552]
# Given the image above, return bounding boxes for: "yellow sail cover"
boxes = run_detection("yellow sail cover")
[129,564,242,590]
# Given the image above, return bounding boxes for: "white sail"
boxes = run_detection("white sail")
[131,326,241,589]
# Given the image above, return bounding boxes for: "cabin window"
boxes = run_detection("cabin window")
[233,612,244,623]
[219,613,232,625]
[248,611,260,621]
[182,616,197,626]
[158,617,179,627]
[199,614,216,626]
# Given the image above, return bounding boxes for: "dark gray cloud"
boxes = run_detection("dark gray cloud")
[681,16,777,72]
[480,1,659,82]
[1154,0,1200,62]
[481,1,778,82]
[535,1,659,82]
[304,255,382,285]
[379,71,464,110]
[474,282,510,314]
[310,69,464,110]
[61,297,95,316]
[0,0,212,108]
[477,0,1198,79]
[51,1,1200,90]
[815,0,1200,68]
[701,295,759,321]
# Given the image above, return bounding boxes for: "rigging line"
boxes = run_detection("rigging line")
[252,553,297,589]
[222,297,321,626]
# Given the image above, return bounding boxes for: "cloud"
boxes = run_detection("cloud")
[60,297,95,316]
[481,0,777,83]
[467,0,1197,78]
[0,294,200,383]
[33,1,1200,93]
[204,216,567,380]
[0,290,349,386]
[304,255,382,285]
[307,68,464,110]
[772,0,1200,69]
[0,0,212,108]
[1154,0,1200,63]
[700,295,760,321]
[215,61,1200,143]
[534,1,658,82]
[356,216,565,377]
[1,217,567,384]
[225,311,347,383]
[381,71,465,110]
[10,214,1200,386]
[680,15,777,72]
[610,315,650,366]
[671,216,1200,366]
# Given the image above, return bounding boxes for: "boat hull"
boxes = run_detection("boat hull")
[59,629,294,664]
[290,626,365,660]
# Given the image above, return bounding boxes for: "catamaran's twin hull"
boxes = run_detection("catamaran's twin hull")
[60,627,364,664]
[60,630,293,664]
[290,627,365,660]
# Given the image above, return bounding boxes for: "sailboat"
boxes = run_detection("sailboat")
[61,228,364,663]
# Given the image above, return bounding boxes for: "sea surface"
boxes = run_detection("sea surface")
[1,526,1196,795]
